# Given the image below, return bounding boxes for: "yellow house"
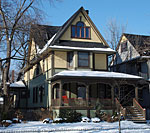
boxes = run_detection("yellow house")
[23,7,145,119]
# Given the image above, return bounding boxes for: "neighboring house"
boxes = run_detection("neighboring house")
[9,81,27,109]
[24,7,146,120]
[110,33,150,115]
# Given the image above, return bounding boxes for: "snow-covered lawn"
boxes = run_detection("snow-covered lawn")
[1,120,150,133]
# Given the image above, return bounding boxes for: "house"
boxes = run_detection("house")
[9,81,27,108]
[110,33,150,118]
[24,7,146,120]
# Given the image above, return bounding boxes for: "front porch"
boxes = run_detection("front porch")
[50,71,146,118]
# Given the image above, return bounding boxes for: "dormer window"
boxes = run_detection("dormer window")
[71,21,90,39]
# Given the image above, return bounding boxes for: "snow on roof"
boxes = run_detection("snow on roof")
[53,70,143,79]
[37,33,57,54]
[36,33,115,55]
[49,45,115,53]
[10,81,25,88]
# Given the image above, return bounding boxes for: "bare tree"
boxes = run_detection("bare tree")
[0,0,57,111]
[105,18,127,50]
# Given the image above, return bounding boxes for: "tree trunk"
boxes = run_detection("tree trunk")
[3,39,11,111]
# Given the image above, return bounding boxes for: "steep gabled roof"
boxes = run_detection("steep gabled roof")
[30,24,61,49]
[124,33,150,56]
[50,6,110,48]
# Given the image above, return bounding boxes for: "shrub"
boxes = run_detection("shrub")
[59,109,82,123]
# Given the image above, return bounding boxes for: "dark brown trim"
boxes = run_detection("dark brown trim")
[93,53,95,70]
[106,55,108,71]
[51,51,54,76]
[71,25,91,39]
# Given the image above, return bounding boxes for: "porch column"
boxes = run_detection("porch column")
[51,83,54,106]
[111,86,115,105]
[59,82,63,106]
[86,84,89,106]
[135,86,138,101]
[86,84,90,118]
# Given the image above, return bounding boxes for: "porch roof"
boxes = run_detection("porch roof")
[52,71,143,80]
[10,81,25,88]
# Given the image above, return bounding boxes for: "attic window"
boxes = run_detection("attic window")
[121,41,127,52]
[71,21,90,39]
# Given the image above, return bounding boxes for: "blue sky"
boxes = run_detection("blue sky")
[39,0,150,37]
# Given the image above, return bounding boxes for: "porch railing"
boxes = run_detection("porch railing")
[133,98,146,120]
[115,98,126,119]
[51,98,112,107]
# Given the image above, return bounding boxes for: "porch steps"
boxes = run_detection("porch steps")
[126,106,146,123]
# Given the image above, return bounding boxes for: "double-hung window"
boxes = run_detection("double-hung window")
[78,52,89,67]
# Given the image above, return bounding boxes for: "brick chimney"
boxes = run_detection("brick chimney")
[86,10,89,15]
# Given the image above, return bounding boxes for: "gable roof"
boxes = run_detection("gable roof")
[119,33,150,56]
[50,6,110,48]
[30,24,61,49]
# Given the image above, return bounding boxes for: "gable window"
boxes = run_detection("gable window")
[78,52,89,67]
[67,52,74,67]
[71,21,90,39]
[121,41,127,52]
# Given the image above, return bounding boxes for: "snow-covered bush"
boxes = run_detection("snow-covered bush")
[53,118,64,123]
[43,118,53,124]
[1,120,12,127]
[59,109,82,123]
[81,117,90,122]
[91,117,101,123]
[12,118,22,123]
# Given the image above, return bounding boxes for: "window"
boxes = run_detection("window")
[77,84,86,99]
[78,52,89,67]
[68,52,74,67]
[36,63,40,76]
[33,87,38,103]
[39,86,44,103]
[71,21,90,39]
[121,41,127,52]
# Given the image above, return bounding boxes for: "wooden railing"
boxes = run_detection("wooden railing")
[51,98,112,107]
[133,98,146,120]
[115,98,126,119]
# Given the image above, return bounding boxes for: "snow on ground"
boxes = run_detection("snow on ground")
[1,120,150,132]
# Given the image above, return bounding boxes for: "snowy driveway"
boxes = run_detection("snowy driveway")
[1,120,150,132]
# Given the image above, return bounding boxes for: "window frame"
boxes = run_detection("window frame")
[71,21,91,39]
[78,52,90,68]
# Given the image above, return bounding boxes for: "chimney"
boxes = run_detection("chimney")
[86,10,89,15]
[12,70,14,83]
